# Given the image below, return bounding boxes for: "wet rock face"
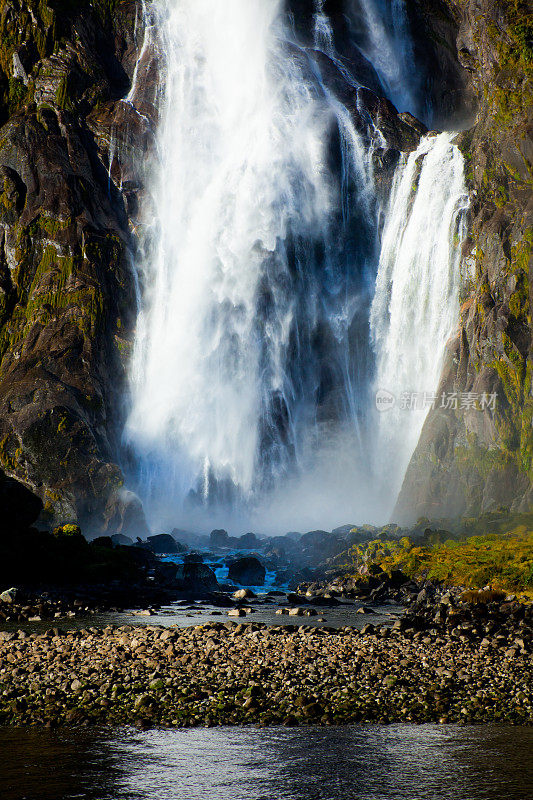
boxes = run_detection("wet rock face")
[396,0,533,523]
[0,0,145,532]
[406,0,476,127]
[302,42,427,202]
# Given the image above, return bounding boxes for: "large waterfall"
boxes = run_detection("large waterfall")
[123,0,468,533]
[125,0,380,532]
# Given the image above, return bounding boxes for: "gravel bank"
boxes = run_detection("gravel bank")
[0,620,531,728]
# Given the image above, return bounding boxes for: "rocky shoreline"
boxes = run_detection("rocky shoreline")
[1,596,531,729]
[1,544,531,730]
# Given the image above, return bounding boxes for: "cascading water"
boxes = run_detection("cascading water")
[347,0,422,119]
[122,0,469,533]
[124,0,381,532]
[370,132,469,509]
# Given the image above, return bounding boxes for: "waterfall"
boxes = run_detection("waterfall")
[313,0,335,56]
[124,0,380,532]
[349,0,422,121]
[370,132,469,509]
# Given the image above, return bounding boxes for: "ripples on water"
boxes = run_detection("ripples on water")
[1,724,532,800]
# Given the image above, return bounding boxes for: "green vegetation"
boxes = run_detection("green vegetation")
[52,523,82,537]
[343,513,533,595]
[0,205,124,368]
[0,0,124,123]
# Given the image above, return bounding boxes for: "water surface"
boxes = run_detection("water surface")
[1,724,532,800]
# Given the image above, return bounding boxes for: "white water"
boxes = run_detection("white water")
[125,0,380,532]
[351,0,422,120]
[370,132,469,509]
[313,0,335,56]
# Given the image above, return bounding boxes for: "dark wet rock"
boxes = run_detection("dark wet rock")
[0,470,43,533]
[90,536,114,548]
[153,561,180,586]
[147,534,186,555]
[228,556,266,586]
[104,491,149,538]
[174,562,219,593]
[238,532,260,549]
[299,530,345,565]
[261,535,302,560]
[210,529,229,548]
[183,552,204,564]
[389,570,410,587]
[310,47,384,100]
[111,533,134,546]
[298,44,426,199]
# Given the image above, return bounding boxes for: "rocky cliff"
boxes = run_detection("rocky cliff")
[396,0,533,521]
[0,0,149,533]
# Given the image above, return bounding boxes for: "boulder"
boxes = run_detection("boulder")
[174,562,219,593]
[210,529,229,548]
[238,532,260,549]
[183,552,204,564]
[299,530,345,563]
[90,536,114,548]
[147,534,185,554]
[111,534,134,546]
[0,588,17,603]
[389,569,410,587]
[233,588,256,600]
[154,561,180,586]
[228,556,266,586]
[104,491,149,537]
[332,524,357,537]
[261,535,302,558]
[0,471,42,533]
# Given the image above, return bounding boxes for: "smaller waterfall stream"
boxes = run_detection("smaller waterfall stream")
[370,132,469,509]
[350,0,422,120]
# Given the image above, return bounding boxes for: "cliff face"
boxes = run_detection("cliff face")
[396,0,533,522]
[0,0,148,533]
